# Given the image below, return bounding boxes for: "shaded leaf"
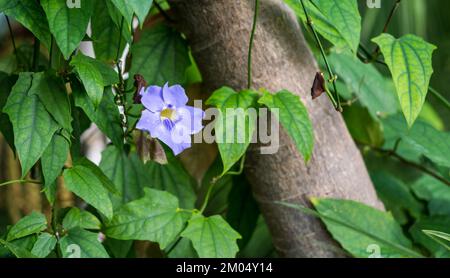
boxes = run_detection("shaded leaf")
[129,23,191,86]
[59,227,109,258]
[105,188,189,249]
[41,0,93,59]
[7,211,47,241]
[63,165,114,220]
[31,233,57,258]
[181,214,241,258]
[3,73,59,177]
[0,0,51,48]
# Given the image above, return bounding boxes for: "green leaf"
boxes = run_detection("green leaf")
[167,238,198,258]
[109,0,153,28]
[63,207,101,230]
[258,90,314,161]
[104,238,133,258]
[226,175,260,249]
[239,216,275,258]
[91,0,126,63]
[284,0,354,51]
[6,211,47,241]
[62,207,82,230]
[31,233,57,258]
[412,176,450,216]
[30,72,72,132]
[72,81,124,148]
[423,230,450,251]
[105,0,132,42]
[342,104,384,147]
[76,157,120,196]
[370,172,423,224]
[59,227,109,258]
[63,165,114,220]
[41,133,69,202]
[0,0,51,48]
[372,34,436,127]
[3,73,59,177]
[198,158,233,215]
[206,87,258,174]
[382,114,450,168]
[410,216,450,258]
[309,198,418,258]
[0,239,37,258]
[105,188,189,249]
[99,146,149,208]
[313,0,361,53]
[0,73,18,151]
[108,0,134,26]
[129,23,191,86]
[145,155,197,209]
[70,53,105,107]
[328,50,399,118]
[181,214,241,258]
[41,0,93,59]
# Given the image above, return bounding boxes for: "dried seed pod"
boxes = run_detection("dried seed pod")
[311,72,326,100]
[133,74,147,104]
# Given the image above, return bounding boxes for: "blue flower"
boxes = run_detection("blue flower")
[136,83,205,155]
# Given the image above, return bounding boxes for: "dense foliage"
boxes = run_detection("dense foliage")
[0,0,449,258]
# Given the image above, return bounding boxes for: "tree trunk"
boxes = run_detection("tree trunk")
[169,0,384,257]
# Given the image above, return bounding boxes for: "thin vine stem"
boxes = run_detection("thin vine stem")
[0,179,42,187]
[48,36,54,69]
[357,142,450,187]
[154,0,175,23]
[429,87,450,110]
[5,15,17,56]
[115,16,130,143]
[372,0,402,60]
[298,0,341,111]
[247,0,259,89]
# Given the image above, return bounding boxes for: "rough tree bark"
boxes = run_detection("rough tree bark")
[169,0,384,257]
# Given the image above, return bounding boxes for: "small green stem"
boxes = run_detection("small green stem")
[48,36,54,69]
[5,15,17,57]
[199,155,247,213]
[226,154,246,176]
[154,0,175,23]
[199,176,218,214]
[429,87,450,110]
[371,0,402,60]
[299,0,341,111]
[357,141,450,187]
[0,179,42,187]
[247,0,259,89]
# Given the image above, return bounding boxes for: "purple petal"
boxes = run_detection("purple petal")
[141,86,165,112]
[136,110,161,134]
[162,83,188,108]
[153,123,191,155]
[176,106,205,134]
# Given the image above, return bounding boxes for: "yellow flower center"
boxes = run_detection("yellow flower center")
[160,108,176,121]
